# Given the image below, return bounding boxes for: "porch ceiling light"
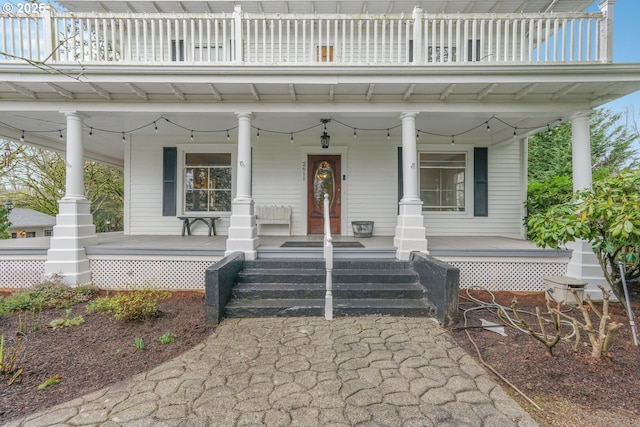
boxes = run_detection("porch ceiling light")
[320,119,331,149]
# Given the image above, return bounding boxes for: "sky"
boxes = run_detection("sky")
[589,0,640,115]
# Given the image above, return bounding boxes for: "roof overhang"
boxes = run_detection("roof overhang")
[54,0,596,14]
[1,62,638,167]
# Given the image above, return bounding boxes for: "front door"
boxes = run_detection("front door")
[308,155,341,234]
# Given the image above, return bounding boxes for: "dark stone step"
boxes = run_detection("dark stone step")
[237,268,419,284]
[232,282,426,300]
[244,258,410,270]
[224,298,434,318]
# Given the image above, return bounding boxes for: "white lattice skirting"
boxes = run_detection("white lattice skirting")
[442,257,569,292]
[89,258,219,290]
[0,259,47,288]
[0,256,569,292]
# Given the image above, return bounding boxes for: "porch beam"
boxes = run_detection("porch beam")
[365,84,375,101]
[551,83,581,100]
[168,83,186,101]
[209,84,223,101]
[126,83,149,100]
[46,83,75,100]
[289,84,297,101]
[0,101,593,116]
[249,84,261,101]
[87,83,112,100]
[5,82,37,99]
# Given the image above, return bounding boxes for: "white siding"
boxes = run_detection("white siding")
[128,137,178,235]
[252,138,304,235]
[127,130,524,238]
[346,138,399,236]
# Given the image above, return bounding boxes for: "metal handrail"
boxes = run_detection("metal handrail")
[323,193,333,320]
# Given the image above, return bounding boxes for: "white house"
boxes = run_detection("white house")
[0,0,639,295]
[7,208,56,238]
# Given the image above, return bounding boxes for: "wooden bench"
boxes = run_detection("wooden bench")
[255,205,292,236]
[178,216,220,236]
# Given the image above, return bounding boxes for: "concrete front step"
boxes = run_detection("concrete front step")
[245,258,411,270]
[232,282,426,300]
[237,268,419,284]
[224,298,434,318]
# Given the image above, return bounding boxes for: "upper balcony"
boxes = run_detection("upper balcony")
[0,5,612,67]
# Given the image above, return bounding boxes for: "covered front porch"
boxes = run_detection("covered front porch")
[0,233,570,292]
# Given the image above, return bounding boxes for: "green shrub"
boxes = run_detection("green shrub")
[0,276,97,316]
[86,288,171,322]
[85,296,115,314]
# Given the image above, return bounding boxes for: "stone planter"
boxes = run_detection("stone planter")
[543,276,587,305]
[351,221,374,238]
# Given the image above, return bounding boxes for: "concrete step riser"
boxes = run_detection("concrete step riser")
[244,260,410,270]
[237,272,419,284]
[225,307,433,317]
[232,287,426,300]
[226,257,434,319]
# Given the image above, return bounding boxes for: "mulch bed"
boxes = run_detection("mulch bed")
[448,289,640,427]
[1,288,639,426]
[0,291,214,423]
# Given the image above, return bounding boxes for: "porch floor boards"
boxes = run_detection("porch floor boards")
[0,232,569,258]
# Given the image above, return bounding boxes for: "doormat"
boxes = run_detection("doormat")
[280,241,364,248]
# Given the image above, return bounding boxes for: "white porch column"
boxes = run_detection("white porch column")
[566,112,607,299]
[44,111,97,285]
[225,112,258,260]
[394,112,428,260]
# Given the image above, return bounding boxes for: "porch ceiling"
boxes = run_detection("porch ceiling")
[0,63,639,167]
[55,0,594,14]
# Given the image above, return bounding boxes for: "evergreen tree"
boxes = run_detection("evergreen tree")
[528,109,638,183]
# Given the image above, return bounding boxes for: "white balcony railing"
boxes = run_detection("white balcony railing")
[0,7,610,66]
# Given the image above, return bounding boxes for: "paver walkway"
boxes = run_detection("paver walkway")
[6,317,537,427]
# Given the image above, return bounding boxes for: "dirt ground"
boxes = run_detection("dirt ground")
[1,289,639,426]
[0,291,214,423]
[448,289,640,427]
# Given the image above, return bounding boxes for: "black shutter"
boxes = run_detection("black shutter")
[163,147,177,216]
[474,147,488,217]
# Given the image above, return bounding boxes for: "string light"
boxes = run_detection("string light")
[122,132,126,143]
[451,135,455,145]
[2,115,563,147]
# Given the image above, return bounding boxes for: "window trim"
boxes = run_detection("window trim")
[177,144,236,217]
[418,144,473,218]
